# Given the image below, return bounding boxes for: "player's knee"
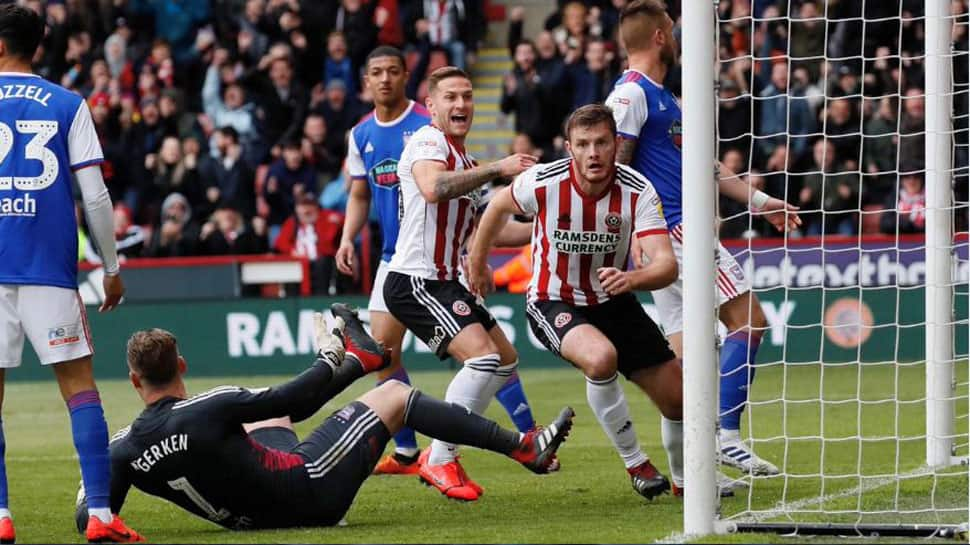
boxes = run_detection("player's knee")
[582,345,618,380]
[377,379,412,404]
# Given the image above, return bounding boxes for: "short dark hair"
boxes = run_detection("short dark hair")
[427,66,470,95]
[127,329,180,387]
[366,46,407,70]
[0,4,45,60]
[218,126,240,144]
[565,104,617,139]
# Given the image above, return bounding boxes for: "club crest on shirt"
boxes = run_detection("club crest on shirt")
[554,312,572,329]
[452,300,471,316]
[370,158,400,188]
[604,212,623,233]
[668,119,683,150]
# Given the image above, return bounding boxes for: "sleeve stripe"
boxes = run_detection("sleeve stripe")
[636,229,668,238]
[71,158,104,171]
[509,186,526,214]
[617,132,639,140]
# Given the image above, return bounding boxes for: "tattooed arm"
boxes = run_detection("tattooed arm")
[412,153,538,203]
[615,137,638,165]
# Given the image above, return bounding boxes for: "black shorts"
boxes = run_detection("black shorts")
[383,271,497,359]
[292,402,391,525]
[526,293,676,379]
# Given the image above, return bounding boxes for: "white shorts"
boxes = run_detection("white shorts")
[651,223,751,335]
[368,260,391,313]
[0,285,94,367]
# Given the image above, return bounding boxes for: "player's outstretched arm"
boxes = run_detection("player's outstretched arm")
[468,186,520,297]
[716,161,802,232]
[336,178,371,276]
[412,153,537,203]
[598,233,678,295]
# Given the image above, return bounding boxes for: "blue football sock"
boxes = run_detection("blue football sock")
[67,391,111,514]
[0,419,8,510]
[378,368,418,453]
[719,331,762,432]
[496,371,535,432]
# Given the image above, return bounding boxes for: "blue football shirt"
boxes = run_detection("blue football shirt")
[0,72,104,289]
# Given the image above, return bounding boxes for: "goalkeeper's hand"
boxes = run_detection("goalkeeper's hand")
[758,197,802,232]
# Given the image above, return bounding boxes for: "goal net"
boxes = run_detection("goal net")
[683,0,969,537]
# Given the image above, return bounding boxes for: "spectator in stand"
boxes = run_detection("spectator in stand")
[899,86,926,171]
[566,38,616,110]
[202,48,260,161]
[374,0,405,47]
[797,139,859,236]
[142,39,175,89]
[237,0,271,67]
[60,29,93,91]
[274,192,347,294]
[312,79,361,158]
[880,165,927,235]
[862,96,899,203]
[323,32,356,96]
[335,0,377,74]
[144,136,205,220]
[200,127,257,219]
[262,139,317,233]
[824,97,861,169]
[758,61,816,164]
[145,193,200,258]
[159,88,205,144]
[501,40,563,154]
[406,0,484,71]
[302,113,343,182]
[198,207,269,256]
[718,79,751,156]
[511,132,544,163]
[126,0,210,65]
[104,32,135,93]
[242,52,308,158]
[84,204,146,265]
[552,1,591,57]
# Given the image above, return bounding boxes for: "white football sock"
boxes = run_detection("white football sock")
[89,507,112,524]
[662,417,684,487]
[428,354,501,466]
[586,374,648,469]
[719,428,741,442]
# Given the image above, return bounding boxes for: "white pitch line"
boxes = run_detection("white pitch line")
[656,465,934,544]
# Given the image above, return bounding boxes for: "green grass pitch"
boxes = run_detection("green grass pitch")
[1,363,965,543]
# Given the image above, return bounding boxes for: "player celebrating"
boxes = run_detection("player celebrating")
[606,0,800,478]
[383,66,538,501]
[75,305,573,533]
[0,5,143,542]
[336,47,540,475]
[469,104,683,500]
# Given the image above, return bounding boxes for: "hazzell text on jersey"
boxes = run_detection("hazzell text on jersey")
[0,84,52,106]
[552,229,621,254]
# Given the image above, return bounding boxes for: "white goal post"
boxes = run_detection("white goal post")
[682,0,969,538]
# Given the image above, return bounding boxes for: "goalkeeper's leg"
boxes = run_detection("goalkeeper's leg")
[717,291,779,476]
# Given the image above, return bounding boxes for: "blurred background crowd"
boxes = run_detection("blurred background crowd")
[5,0,968,294]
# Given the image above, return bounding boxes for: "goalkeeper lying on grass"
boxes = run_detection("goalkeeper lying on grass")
[75,304,573,540]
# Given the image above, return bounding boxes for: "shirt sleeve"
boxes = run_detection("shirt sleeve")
[68,100,104,170]
[509,166,539,215]
[635,180,668,237]
[408,128,450,164]
[345,127,367,179]
[607,82,649,139]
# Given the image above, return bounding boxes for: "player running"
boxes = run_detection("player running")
[469,104,683,500]
[0,5,143,542]
[336,47,540,475]
[383,66,540,501]
[75,305,573,534]
[605,0,800,478]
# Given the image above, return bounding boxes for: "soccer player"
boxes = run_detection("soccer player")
[75,305,573,533]
[383,66,538,501]
[0,5,143,542]
[605,0,801,478]
[469,104,682,500]
[336,47,540,475]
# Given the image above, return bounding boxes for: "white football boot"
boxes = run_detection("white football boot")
[718,433,780,476]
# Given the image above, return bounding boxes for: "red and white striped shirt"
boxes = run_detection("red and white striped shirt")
[511,159,668,306]
[389,124,484,280]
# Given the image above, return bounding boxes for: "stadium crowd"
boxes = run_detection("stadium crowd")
[11,0,968,292]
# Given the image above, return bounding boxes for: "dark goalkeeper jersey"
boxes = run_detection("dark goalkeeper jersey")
[107,362,345,529]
